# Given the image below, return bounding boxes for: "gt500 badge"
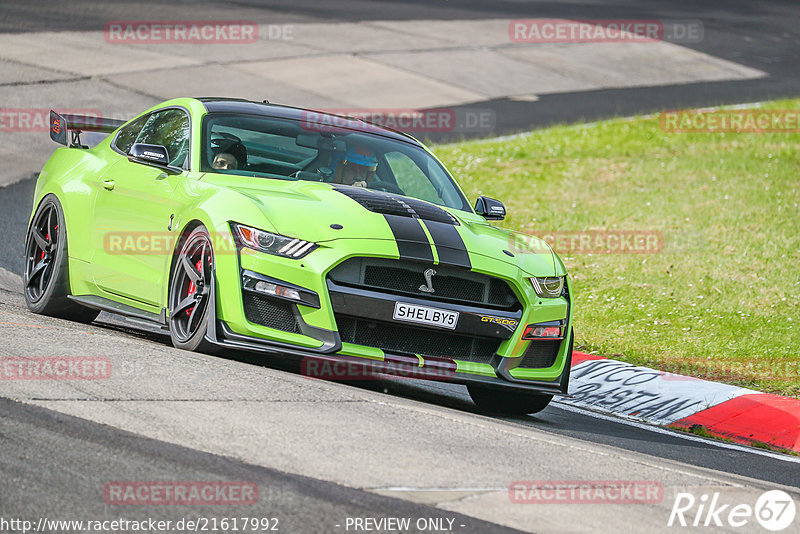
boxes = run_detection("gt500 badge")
[480,316,519,331]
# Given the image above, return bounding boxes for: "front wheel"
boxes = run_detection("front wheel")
[168,226,217,353]
[467,385,553,415]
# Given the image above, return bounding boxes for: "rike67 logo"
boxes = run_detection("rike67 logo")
[669,490,796,531]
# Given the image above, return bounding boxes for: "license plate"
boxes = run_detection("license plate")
[392,302,459,330]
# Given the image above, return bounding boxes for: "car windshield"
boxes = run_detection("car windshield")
[201,113,470,212]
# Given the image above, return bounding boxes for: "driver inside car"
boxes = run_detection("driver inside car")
[210,135,248,171]
[333,144,378,188]
[212,152,238,170]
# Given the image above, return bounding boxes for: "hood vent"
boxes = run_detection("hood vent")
[333,185,457,225]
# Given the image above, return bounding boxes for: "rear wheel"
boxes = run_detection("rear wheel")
[23,195,100,323]
[467,385,553,415]
[168,226,217,353]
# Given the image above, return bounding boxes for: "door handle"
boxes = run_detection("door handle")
[102,179,115,191]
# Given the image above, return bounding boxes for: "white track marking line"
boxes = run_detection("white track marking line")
[373,487,505,492]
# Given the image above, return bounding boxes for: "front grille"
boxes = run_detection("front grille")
[335,314,500,364]
[519,340,560,369]
[364,265,485,302]
[243,293,301,334]
[329,258,520,310]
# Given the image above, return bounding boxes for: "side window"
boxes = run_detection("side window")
[113,115,149,154]
[135,109,191,168]
[384,151,440,204]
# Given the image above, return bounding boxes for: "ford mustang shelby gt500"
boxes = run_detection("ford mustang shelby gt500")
[26,98,573,414]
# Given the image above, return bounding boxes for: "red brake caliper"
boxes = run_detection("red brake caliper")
[40,224,57,260]
[186,258,203,316]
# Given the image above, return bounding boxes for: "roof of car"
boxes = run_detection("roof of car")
[195,97,420,145]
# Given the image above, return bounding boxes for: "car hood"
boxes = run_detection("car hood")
[205,175,561,277]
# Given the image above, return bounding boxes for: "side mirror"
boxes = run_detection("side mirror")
[474,195,506,220]
[128,143,182,174]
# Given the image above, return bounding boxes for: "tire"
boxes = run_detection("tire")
[467,385,553,415]
[23,194,100,323]
[167,226,218,353]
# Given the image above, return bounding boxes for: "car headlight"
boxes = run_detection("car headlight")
[231,222,317,259]
[530,276,565,298]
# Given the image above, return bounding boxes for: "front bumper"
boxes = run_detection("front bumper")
[206,319,573,395]
[204,237,573,395]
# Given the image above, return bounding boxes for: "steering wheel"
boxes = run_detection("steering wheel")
[368,180,404,195]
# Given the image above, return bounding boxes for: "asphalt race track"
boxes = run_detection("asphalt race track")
[1,1,799,532]
[2,0,798,135]
[2,286,799,532]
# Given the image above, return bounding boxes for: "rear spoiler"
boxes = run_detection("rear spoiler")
[50,110,126,147]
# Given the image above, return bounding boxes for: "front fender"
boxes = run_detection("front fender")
[162,176,279,309]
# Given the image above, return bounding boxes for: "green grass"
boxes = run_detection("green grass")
[672,424,799,455]
[433,99,800,397]
[751,440,799,456]
[678,424,735,443]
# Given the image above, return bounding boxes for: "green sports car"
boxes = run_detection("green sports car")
[26,97,573,414]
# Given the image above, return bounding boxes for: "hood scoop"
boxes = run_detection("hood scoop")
[333,185,457,225]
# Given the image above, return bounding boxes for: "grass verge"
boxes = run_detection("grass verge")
[434,99,800,397]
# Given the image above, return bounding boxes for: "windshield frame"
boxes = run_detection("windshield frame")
[200,112,472,213]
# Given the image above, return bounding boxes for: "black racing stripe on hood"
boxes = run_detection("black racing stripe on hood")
[333,185,457,225]
[423,220,471,269]
[384,214,434,263]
